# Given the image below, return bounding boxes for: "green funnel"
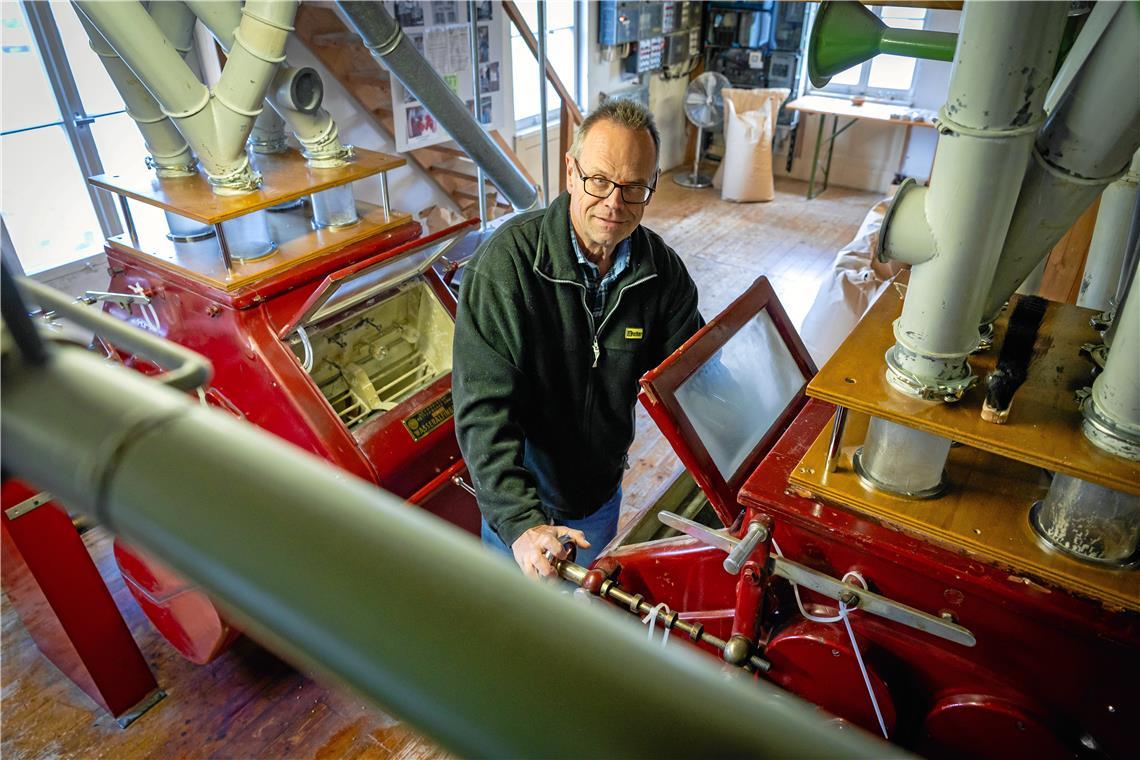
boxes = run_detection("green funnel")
[807,1,958,89]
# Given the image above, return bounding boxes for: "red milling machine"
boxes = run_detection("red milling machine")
[566,275,1139,758]
[80,148,483,664]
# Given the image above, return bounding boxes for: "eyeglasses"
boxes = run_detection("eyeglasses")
[573,159,656,205]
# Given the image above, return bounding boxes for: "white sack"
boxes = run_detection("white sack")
[799,198,905,365]
[712,87,789,203]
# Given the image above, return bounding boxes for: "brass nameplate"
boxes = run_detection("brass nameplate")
[403,392,454,441]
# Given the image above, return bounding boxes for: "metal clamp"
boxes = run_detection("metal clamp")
[5,491,52,520]
[723,521,769,574]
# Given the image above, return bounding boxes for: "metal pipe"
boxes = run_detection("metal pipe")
[1083,261,1140,460]
[186,1,354,168]
[73,0,298,193]
[1078,150,1140,311]
[336,0,538,210]
[15,278,212,392]
[875,2,1068,402]
[981,1,1140,323]
[537,0,550,207]
[73,8,197,176]
[468,2,487,229]
[0,343,895,759]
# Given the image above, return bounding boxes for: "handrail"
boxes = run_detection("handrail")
[501,0,583,193]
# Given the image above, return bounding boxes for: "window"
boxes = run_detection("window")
[812,5,927,103]
[1,1,148,277]
[508,0,579,130]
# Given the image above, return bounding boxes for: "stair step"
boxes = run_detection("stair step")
[454,188,512,209]
[345,68,390,88]
[310,31,360,46]
[425,143,468,159]
[429,159,492,183]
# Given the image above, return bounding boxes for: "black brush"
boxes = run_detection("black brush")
[982,295,1048,424]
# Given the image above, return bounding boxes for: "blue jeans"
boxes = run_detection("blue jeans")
[481,486,622,569]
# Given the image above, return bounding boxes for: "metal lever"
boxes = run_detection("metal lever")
[451,475,476,497]
[658,511,976,647]
[723,521,769,574]
[81,290,152,308]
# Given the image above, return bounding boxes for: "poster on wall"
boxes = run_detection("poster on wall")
[389,1,505,152]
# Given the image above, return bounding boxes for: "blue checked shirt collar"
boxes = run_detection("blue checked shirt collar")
[570,218,632,323]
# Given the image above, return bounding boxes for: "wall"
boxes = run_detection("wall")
[778,8,960,193]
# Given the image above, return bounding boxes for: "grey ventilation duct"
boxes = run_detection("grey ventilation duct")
[336,0,538,211]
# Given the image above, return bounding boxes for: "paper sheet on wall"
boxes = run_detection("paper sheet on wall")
[388,1,505,153]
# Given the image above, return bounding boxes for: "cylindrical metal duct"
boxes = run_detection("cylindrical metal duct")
[336,0,538,210]
[1083,261,1140,460]
[72,5,197,176]
[186,1,354,169]
[981,1,1140,323]
[882,1,1068,400]
[1030,473,1140,565]
[853,416,950,499]
[0,341,895,759]
[1078,150,1140,311]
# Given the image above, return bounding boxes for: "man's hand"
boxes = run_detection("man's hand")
[512,525,590,579]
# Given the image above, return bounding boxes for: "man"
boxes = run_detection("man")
[453,100,702,579]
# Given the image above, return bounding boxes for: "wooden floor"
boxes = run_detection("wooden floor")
[1,173,881,759]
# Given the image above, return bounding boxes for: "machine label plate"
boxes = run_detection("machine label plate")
[403,392,453,441]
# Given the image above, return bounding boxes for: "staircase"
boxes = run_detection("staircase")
[294,3,530,221]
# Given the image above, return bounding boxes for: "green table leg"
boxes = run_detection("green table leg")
[807,113,826,200]
[822,115,840,197]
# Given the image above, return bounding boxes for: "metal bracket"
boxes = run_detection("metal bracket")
[81,290,151,309]
[658,511,976,647]
[5,491,52,520]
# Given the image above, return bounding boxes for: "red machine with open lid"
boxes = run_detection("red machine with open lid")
[102,201,483,663]
[590,275,1138,757]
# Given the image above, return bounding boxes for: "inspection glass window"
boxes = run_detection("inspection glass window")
[0,1,144,276]
[813,5,928,103]
[509,0,579,130]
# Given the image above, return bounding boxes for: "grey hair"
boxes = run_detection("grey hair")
[568,99,660,166]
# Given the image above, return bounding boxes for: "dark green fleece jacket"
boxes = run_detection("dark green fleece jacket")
[453,192,703,548]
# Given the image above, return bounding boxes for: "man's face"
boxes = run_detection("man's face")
[565,120,658,254]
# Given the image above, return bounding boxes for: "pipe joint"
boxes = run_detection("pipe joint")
[1083,399,1140,461]
[885,323,976,402]
[213,88,264,120]
[206,156,263,195]
[240,6,296,34]
[145,155,199,178]
[935,108,1044,140]
[161,87,212,121]
[274,67,323,114]
[232,26,289,67]
[876,178,935,265]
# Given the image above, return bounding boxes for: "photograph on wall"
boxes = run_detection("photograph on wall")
[432,1,458,24]
[480,95,493,125]
[479,62,500,93]
[477,24,490,64]
[407,104,438,140]
[476,1,493,21]
[394,1,423,27]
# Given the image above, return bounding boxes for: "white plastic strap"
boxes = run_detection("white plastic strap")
[641,602,672,648]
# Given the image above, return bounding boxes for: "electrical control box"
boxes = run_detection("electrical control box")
[598,1,640,46]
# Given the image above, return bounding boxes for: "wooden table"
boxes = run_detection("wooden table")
[785,94,937,199]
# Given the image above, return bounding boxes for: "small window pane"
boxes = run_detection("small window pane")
[546,27,574,95]
[511,34,539,121]
[868,55,917,91]
[1,1,62,132]
[674,310,808,481]
[49,1,125,116]
[90,111,148,175]
[2,126,103,273]
[828,64,862,87]
[546,2,574,30]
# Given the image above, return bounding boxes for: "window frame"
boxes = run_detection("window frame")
[508,1,581,132]
[809,5,928,105]
[4,0,125,278]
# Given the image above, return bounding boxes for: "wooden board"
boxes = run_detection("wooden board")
[107,202,413,292]
[807,283,1140,496]
[789,410,1139,613]
[89,148,405,224]
[785,95,937,128]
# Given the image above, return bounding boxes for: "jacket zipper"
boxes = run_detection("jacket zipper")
[534,266,658,440]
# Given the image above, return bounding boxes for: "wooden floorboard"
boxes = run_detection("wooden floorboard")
[1,173,880,758]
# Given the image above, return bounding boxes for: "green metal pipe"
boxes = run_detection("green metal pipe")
[0,339,900,759]
[879,29,957,62]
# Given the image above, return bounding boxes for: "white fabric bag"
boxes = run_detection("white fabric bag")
[713,87,789,202]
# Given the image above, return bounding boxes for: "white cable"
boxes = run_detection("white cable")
[128,283,160,331]
[641,602,672,648]
[771,539,889,739]
[295,326,314,372]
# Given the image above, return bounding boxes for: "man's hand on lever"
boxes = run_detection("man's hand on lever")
[512,525,590,579]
